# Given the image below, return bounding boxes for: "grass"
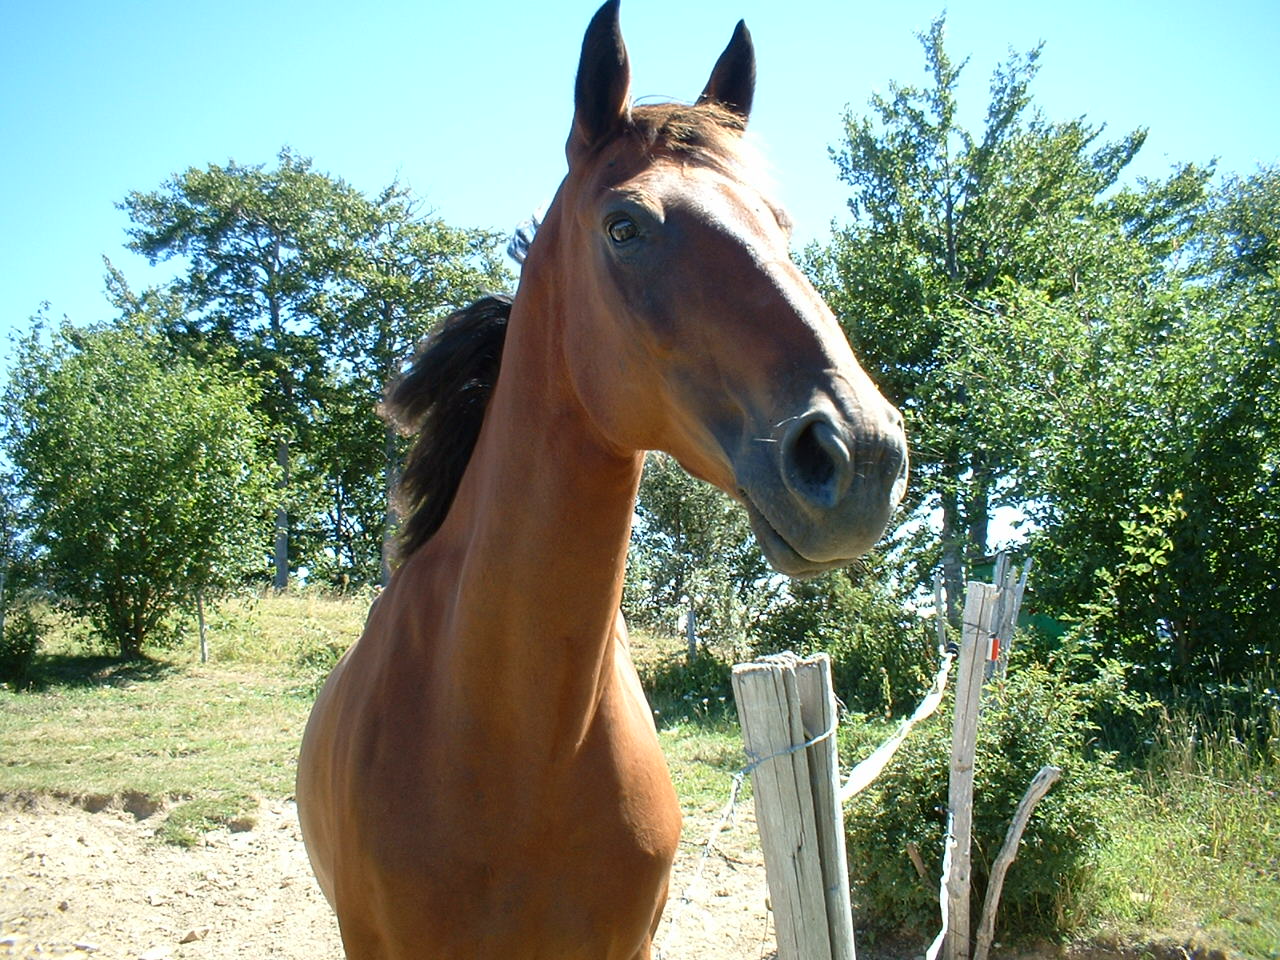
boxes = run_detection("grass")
[1091,706,1280,957]
[0,590,368,844]
[3,592,1278,957]
[0,590,750,842]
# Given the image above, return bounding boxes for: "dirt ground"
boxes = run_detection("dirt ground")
[0,794,778,960]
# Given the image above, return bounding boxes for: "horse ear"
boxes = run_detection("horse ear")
[698,20,755,122]
[571,0,632,153]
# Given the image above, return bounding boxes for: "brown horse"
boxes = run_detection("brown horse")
[296,3,907,958]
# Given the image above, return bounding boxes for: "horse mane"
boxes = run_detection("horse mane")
[384,294,512,558]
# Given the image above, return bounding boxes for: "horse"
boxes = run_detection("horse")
[295,3,908,957]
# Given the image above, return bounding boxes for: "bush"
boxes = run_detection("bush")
[752,567,937,717]
[0,604,43,689]
[844,656,1138,941]
[638,650,735,725]
[2,321,280,659]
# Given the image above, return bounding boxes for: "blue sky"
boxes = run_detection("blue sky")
[2,0,1278,376]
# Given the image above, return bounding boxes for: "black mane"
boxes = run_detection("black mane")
[383,295,512,558]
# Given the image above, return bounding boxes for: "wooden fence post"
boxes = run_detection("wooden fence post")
[732,653,855,960]
[945,582,997,960]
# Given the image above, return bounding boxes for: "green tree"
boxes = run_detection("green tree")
[121,153,510,588]
[120,148,358,590]
[806,16,1162,617]
[2,319,280,658]
[626,453,772,653]
[315,184,509,584]
[991,169,1280,688]
[0,468,41,685]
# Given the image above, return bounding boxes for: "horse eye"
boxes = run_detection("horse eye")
[606,216,638,245]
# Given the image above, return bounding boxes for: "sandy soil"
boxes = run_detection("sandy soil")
[0,794,777,960]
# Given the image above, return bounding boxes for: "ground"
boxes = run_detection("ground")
[0,794,778,960]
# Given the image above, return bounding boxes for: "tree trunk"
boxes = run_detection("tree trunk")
[274,438,290,591]
[267,280,292,593]
[685,600,697,663]
[0,557,7,646]
[121,625,143,661]
[381,423,399,587]
[197,591,208,664]
[967,462,992,562]
[940,485,964,627]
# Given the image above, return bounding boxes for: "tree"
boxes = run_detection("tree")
[805,16,1160,617]
[315,184,509,584]
[625,453,772,653]
[120,152,510,588]
[0,468,40,685]
[2,318,280,658]
[120,148,358,589]
[990,168,1279,689]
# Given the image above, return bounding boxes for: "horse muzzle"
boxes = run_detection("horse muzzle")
[736,405,907,578]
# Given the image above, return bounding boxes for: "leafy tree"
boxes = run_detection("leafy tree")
[805,16,1278,696]
[988,169,1280,689]
[120,153,510,588]
[0,469,41,686]
[2,319,280,658]
[625,453,772,653]
[805,16,1165,617]
[315,184,509,583]
[120,148,359,589]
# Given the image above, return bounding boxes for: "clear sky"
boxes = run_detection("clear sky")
[2,0,1278,375]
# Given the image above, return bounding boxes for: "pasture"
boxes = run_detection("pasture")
[1,591,1277,959]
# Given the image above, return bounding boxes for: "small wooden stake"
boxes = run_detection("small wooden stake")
[972,766,1061,960]
[907,841,932,885]
[197,591,208,664]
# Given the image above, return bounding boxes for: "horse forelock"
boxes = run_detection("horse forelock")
[629,101,747,169]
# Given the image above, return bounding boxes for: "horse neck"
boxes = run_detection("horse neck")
[424,249,644,746]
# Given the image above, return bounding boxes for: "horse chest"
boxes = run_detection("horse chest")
[340,687,680,959]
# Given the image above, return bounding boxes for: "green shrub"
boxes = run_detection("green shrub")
[0,604,43,689]
[639,650,735,725]
[844,657,1138,941]
[752,568,937,717]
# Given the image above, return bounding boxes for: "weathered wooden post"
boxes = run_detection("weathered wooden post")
[944,556,1035,960]
[732,653,855,960]
[945,582,997,960]
[972,765,1062,960]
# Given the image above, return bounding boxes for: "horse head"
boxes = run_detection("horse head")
[532,0,908,577]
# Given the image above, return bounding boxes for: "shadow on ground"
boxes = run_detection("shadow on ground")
[22,653,177,690]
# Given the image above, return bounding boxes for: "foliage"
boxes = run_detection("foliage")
[119,150,510,588]
[844,656,1138,941]
[0,470,41,687]
[119,148,350,589]
[626,452,772,648]
[1,320,280,658]
[0,604,42,689]
[638,649,736,726]
[309,183,509,583]
[804,16,1212,629]
[966,186,1280,690]
[752,559,937,716]
[804,16,1276,700]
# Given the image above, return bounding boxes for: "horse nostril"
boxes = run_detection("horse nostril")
[783,417,851,509]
